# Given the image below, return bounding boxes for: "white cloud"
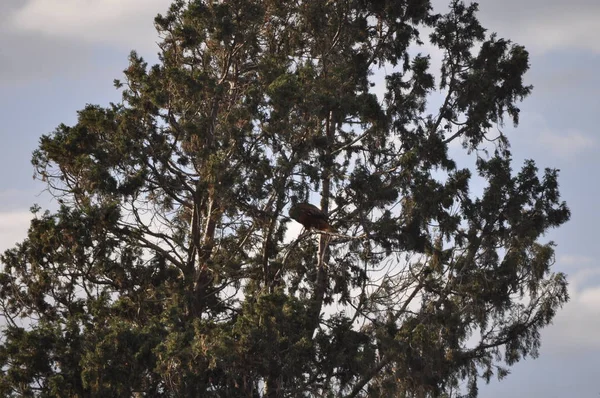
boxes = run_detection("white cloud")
[471,0,600,55]
[538,129,596,159]
[0,189,41,211]
[557,255,593,267]
[9,0,600,56]
[0,211,32,253]
[431,0,600,54]
[579,285,600,307]
[542,267,600,353]
[518,11,600,55]
[9,0,172,52]
[506,111,596,160]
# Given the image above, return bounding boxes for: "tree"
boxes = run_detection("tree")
[0,0,570,396]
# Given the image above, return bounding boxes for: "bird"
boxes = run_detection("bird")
[289,198,336,233]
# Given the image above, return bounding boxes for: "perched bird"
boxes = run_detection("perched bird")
[289,198,336,233]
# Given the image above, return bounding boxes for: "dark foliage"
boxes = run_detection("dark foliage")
[0,1,570,397]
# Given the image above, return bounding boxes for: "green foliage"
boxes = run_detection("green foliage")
[0,0,570,397]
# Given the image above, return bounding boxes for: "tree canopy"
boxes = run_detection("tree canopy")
[0,0,570,396]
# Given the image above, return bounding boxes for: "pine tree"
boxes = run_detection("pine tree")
[0,0,570,396]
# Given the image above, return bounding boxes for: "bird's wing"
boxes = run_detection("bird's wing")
[298,203,328,220]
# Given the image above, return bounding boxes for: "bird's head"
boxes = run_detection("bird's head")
[285,195,300,222]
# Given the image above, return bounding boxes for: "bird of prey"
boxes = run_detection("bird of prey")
[289,200,336,233]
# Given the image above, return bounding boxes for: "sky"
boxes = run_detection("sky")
[0,0,599,396]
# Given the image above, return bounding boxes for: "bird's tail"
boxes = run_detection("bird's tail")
[314,219,337,233]
[323,223,337,233]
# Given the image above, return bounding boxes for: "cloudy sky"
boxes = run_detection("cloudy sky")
[1,0,598,396]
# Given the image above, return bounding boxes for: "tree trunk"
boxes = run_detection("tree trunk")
[191,183,221,315]
[308,111,334,333]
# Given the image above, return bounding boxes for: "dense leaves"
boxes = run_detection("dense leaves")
[0,0,569,397]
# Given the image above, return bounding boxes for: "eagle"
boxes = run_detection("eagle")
[289,199,336,233]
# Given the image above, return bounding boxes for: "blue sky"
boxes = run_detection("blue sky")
[1,1,599,396]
